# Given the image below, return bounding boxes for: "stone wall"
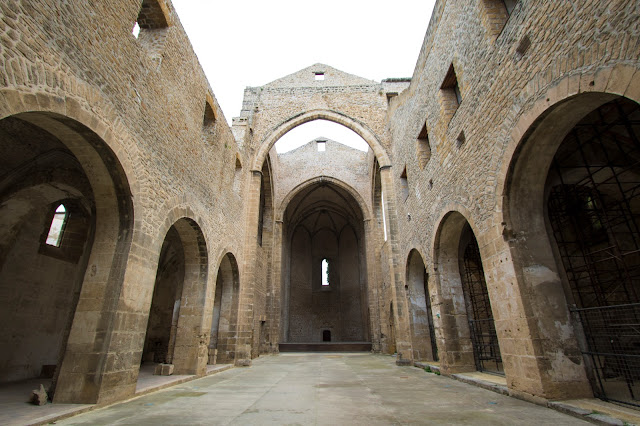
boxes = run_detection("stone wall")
[388,0,640,402]
[0,0,246,404]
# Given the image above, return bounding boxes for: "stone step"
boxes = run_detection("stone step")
[279,342,372,352]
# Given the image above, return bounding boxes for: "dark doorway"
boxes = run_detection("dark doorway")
[323,330,331,342]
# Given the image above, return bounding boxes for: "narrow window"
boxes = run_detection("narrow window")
[317,140,326,152]
[440,64,462,122]
[480,0,517,39]
[315,72,325,81]
[204,96,216,128]
[132,21,141,38]
[258,178,265,246]
[322,258,330,286]
[381,191,388,241]
[134,0,171,57]
[400,166,409,201]
[416,122,432,169]
[46,204,67,247]
[323,330,331,342]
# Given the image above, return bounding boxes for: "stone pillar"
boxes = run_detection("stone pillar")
[486,222,592,401]
[268,220,284,352]
[234,170,263,365]
[379,166,414,365]
[363,218,381,351]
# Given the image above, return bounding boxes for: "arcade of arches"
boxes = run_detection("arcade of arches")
[1,0,640,413]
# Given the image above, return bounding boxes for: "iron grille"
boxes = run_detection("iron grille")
[462,235,504,375]
[548,98,640,407]
[571,304,640,406]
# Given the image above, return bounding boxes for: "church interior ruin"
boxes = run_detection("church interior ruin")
[1,0,640,421]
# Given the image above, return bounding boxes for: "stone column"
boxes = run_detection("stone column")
[379,166,414,365]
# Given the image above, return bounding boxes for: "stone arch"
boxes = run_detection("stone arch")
[276,176,371,223]
[0,87,142,198]
[209,251,240,364]
[280,178,370,344]
[0,108,135,404]
[501,87,640,401]
[432,210,500,374]
[253,109,391,170]
[497,63,640,209]
[144,216,209,376]
[405,248,439,362]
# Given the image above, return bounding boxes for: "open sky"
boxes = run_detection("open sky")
[171,0,437,151]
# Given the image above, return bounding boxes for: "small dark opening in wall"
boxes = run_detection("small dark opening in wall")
[204,99,216,127]
[516,34,531,58]
[315,72,325,81]
[456,130,466,148]
[323,330,331,342]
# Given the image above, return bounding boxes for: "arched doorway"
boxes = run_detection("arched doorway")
[546,97,640,405]
[142,227,184,366]
[0,111,133,403]
[505,93,640,405]
[209,253,240,364]
[281,181,370,344]
[142,217,209,376]
[433,211,502,374]
[406,249,438,362]
[459,228,502,374]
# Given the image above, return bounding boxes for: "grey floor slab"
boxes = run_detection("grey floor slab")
[58,353,590,425]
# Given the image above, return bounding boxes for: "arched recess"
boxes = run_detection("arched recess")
[406,249,438,362]
[276,176,371,222]
[145,217,209,376]
[503,91,640,405]
[253,110,391,170]
[209,252,240,364]
[280,179,370,344]
[433,211,502,374]
[0,111,134,404]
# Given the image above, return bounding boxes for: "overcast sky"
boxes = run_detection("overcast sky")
[171,0,437,151]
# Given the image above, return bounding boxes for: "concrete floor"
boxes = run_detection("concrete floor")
[0,363,231,425]
[57,353,592,425]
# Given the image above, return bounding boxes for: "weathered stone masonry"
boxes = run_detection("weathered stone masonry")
[1,0,639,410]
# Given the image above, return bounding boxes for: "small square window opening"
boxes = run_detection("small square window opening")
[315,73,325,81]
[317,141,326,152]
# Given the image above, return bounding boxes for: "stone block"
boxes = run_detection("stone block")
[154,363,174,376]
[30,384,48,406]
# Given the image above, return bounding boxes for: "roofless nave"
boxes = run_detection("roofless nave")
[1,0,640,417]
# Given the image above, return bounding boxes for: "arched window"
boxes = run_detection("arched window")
[321,258,330,286]
[46,204,67,247]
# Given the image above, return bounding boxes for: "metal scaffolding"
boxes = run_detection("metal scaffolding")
[547,98,640,407]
